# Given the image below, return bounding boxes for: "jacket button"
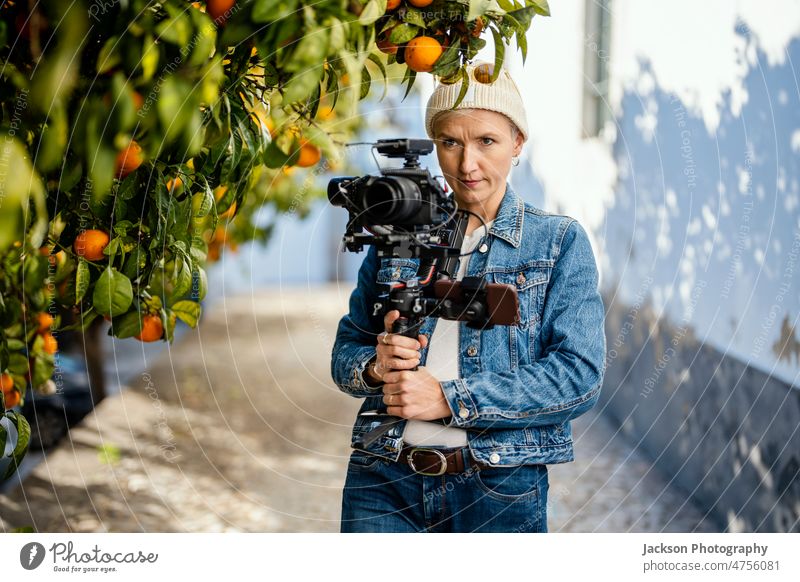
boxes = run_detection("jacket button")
[516,272,526,286]
[489,452,500,464]
[458,406,470,419]
[467,345,478,356]
[478,243,488,253]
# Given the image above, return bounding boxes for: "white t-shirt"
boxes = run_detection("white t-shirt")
[402,220,494,447]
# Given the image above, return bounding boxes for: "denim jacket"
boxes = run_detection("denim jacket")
[331,182,606,466]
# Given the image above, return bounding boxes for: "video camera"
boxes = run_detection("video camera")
[329,137,520,339]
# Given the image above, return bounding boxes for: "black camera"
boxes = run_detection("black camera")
[328,139,457,250]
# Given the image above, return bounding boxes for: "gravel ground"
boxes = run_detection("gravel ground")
[0,286,718,532]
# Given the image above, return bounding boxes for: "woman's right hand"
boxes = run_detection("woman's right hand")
[366,310,429,383]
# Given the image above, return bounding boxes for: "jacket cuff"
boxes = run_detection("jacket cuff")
[439,378,479,427]
[352,347,382,392]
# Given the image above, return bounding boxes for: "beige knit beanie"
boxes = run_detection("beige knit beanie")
[425,61,529,143]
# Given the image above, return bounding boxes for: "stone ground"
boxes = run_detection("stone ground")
[0,286,719,532]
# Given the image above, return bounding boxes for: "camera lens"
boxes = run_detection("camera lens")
[363,176,421,224]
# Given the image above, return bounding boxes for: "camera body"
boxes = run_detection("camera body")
[327,139,456,235]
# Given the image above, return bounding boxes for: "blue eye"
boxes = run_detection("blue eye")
[481,137,494,145]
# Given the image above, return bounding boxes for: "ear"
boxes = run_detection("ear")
[513,132,524,157]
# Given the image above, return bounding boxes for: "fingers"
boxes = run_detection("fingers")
[383,310,400,333]
[380,356,420,371]
[382,311,421,350]
[379,331,421,351]
[418,334,428,349]
[381,369,413,384]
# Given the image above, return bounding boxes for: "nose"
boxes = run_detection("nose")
[458,144,478,176]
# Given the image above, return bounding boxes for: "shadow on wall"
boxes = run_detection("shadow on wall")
[599,29,800,532]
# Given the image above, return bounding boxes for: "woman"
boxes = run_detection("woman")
[331,62,606,532]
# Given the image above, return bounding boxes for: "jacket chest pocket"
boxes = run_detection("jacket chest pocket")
[490,265,550,332]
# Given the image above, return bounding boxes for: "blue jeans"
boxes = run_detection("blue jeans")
[340,448,549,533]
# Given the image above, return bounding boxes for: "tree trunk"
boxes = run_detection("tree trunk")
[79,318,106,406]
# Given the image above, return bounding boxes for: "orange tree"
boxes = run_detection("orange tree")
[0,0,547,479]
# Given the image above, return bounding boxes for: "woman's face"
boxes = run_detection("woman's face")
[432,108,524,216]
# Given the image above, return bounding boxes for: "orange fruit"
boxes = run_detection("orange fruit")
[207,0,236,22]
[296,140,321,168]
[473,62,494,84]
[115,140,144,178]
[73,229,110,261]
[136,314,164,342]
[1,373,13,393]
[386,0,402,9]
[207,241,221,262]
[405,36,443,73]
[3,389,20,409]
[42,332,58,354]
[219,200,237,219]
[408,0,432,6]
[213,185,228,201]
[48,249,66,268]
[212,226,227,244]
[471,17,486,38]
[132,91,144,110]
[317,105,336,121]
[37,312,54,334]
[376,33,398,55]
[166,177,183,193]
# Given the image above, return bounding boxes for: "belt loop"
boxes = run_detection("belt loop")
[460,446,472,473]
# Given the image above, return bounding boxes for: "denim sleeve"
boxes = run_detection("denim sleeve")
[440,219,606,428]
[331,245,386,397]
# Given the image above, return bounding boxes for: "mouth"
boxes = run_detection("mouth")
[460,178,483,188]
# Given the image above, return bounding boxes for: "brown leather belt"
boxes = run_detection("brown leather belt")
[397,445,487,476]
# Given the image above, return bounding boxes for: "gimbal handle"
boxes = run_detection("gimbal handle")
[391,315,423,372]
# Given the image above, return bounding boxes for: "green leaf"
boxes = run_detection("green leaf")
[359,65,372,100]
[172,258,193,298]
[75,259,90,303]
[389,24,419,44]
[191,267,207,302]
[155,13,191,46]
[359,0,386,25]
[367,53,388,101]
[252,0,299,23]
[36,104,68,173]
[529,0,550,16]
[452,67,471,108]
[140,35,159,82]
[401,67,417,102]
[2,412,31,480]
[171,301,202,328]
[110,310,144,339]
[491,27,505,82]
[404,8,427,28]
[96,36,120,74]
[6,353,28,376]
[283,66,325,104]
[92,267,133,317]
[32,354,54,388]
[470,0,506,21]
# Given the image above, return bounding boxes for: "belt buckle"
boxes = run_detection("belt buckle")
[406,447,448,476]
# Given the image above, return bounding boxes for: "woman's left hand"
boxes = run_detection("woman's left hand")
[381,367,452,421]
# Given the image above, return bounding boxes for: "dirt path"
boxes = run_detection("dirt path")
[0,286,716,532]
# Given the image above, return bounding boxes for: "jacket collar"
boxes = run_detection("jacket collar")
[487,182,524,248]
